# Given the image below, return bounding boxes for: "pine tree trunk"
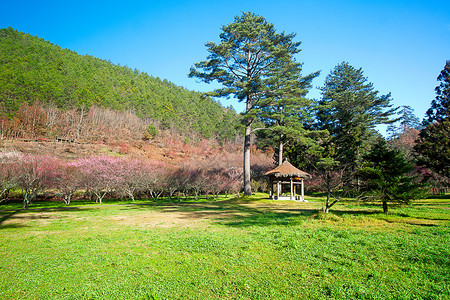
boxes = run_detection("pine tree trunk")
[324,179,331,213]
[278,140,283,166]
[243,123,252,196]
[382,201,388,214]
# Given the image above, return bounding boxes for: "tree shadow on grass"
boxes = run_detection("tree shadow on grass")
[390,212,449,221]
[0,206,93,229]
[215,208,317,227]
[123,200,390,228]
[0,212,26,228]
[119,200,317,227]
[158,201,448,228]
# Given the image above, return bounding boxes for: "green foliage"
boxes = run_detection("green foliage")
[317,62,398,168]
[189,12,302,111]
[144,124,158,140]
[257,61,320,164]
[0,27,239,141]
[414,117,450,178]
[359,139,421,213]
[423,60,450,126]
[415,61,450,179]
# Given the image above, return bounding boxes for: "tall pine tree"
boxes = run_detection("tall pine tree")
[258,61,319,165]
[423,60,450,126]
[189,12,305,195]
[316,62,397,188]
[415,61,450,179]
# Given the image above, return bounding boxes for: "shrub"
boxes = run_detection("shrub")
[144,124,159,140]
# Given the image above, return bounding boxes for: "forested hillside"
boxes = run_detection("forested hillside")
[0,27,239,140]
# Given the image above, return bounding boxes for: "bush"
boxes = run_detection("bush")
[144,124,159,140]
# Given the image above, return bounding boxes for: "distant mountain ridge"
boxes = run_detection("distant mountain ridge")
[0,27,239,140]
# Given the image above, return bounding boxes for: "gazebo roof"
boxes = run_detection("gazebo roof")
[264,160,311,179]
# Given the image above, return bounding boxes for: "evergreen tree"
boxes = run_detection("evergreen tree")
[189,12,304,195]
[415,61,450,179]
[258,61,320,165]
[316,62,397,188]
[387,105,422,138]
[414,118,450,179]
[359,138,421,213]
[423,60,450,126]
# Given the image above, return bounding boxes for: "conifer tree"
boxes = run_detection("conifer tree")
[260,59,319,165]
[189,12,304,195]
[423,60,450,126]
[415,61,450,179]
[359,138,420,213]
[316,62,397,188]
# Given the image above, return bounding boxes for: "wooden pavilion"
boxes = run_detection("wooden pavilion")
[264,160,311,201]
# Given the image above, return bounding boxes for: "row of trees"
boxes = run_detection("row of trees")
[0,151,274,209]
[1,14,447,213]
[0,100,243,146]
[284,60,449,213]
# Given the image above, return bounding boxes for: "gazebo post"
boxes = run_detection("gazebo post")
[269,178,273,199]
[301,179,304,201]
[276,180,280,199]
[290,177,293,200]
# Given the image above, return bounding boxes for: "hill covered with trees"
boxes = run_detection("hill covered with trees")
[0,27,239,141]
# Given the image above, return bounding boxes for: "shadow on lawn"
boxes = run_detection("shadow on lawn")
[132,199,449,228]
[0,206,92,229]
[121,200,316,227]
[0,212,24,228]
[125,200,385,227]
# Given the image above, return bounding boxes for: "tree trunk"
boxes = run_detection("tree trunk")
[382,201,388,214]
[76,104,85,140]
[243,123,252,196]
[278,140,284,166]
[23,190,35,209]
[24,193,30,209]
[324,180,331,213]
[126,190,135,202]
[0,188,10,201]
[323,174,339,213]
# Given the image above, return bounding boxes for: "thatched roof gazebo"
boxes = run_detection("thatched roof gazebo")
[264,160,311,201]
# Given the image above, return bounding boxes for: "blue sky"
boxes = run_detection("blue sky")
[1,0,449,128]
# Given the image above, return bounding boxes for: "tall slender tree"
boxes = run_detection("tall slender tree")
[423,60,450,126]
[316,62,398,188]
[415,61,450,179]
[189,12,304,195]
[258,60,319,165]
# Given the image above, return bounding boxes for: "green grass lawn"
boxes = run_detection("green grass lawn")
[1,194,449,299]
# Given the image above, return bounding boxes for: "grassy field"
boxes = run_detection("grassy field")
[1,194,449,299]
